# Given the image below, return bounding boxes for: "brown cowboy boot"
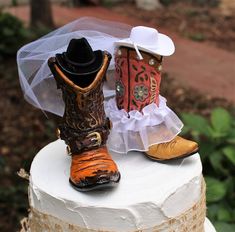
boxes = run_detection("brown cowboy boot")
[114,46,198,160]
[48,39,120,191]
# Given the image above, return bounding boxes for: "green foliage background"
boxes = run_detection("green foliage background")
[0,12,52,58]
[182,108,235,231]
[0,12,28,56]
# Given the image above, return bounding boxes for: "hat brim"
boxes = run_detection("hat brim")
[55,50,103,76]
[114,33,175,56]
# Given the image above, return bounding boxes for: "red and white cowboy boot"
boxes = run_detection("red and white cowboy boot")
[114,46,198,160]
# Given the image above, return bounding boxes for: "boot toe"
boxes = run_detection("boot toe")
[69,147,120,192]
[185,140,199,155]
[70,171,120,192]
[145,136,199,161]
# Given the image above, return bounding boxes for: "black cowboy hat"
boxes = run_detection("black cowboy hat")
[56,38,104,76]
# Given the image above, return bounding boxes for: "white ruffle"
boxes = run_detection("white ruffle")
[104,96,183,154]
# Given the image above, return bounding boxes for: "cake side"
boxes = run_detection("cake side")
[29,140,205,231]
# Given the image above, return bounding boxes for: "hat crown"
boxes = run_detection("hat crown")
[65,38,95,64]
[130,26,159,46]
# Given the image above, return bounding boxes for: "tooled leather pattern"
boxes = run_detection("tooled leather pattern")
[60,80,106,131]
[48,55,110,154]
[115,47,162,112]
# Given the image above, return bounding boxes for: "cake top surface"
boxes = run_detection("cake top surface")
[30,140,202,208]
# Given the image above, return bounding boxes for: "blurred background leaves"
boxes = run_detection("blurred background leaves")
[0,12,28,56]
[182,107,235,230]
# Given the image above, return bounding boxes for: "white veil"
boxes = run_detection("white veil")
[17,17,131,116]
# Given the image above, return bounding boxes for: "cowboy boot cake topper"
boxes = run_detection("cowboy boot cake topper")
[105,26,199,160]
[17,18,198,193]
[48,38,120,191]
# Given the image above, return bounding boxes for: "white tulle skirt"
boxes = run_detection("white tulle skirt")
[105,96,183,154]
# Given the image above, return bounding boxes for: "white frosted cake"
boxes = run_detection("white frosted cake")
[27,140,216,232]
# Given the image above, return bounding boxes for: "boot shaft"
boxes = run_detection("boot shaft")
[57,70,106,131]
[48,52,111,154]
[115,47,163,112]
[49,52,111,130]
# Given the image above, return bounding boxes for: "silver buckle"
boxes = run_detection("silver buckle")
[86,132,102,147]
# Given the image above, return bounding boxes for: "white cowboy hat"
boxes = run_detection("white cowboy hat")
[115,26,175,58]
